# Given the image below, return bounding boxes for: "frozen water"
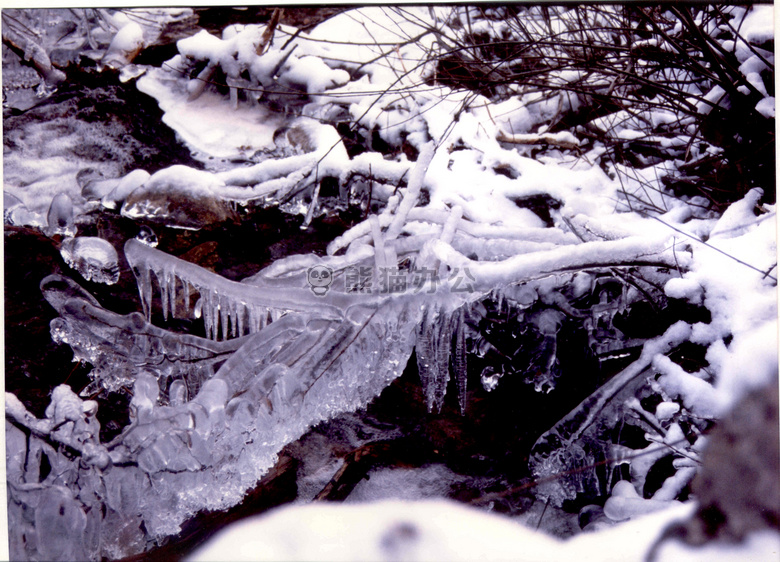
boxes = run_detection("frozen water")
[529,323,694,506]
[416,304,455,413]
[59,237,120,285]
[41,274,242,394]
[135,225,158,247]
[46,192,76,237]
[345,464,467,503]
[17,272,427,558]
[101,169,151,210]
[121,165,236,229]
[124,238,350,337]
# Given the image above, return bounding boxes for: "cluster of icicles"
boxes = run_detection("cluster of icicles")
[125,235,473,414]
[125,238,339,341]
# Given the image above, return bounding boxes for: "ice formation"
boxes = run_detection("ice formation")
[4,5,777,561]
[20,151,720,559]
[11,273,428,558]
[59,236,121,285]
[46,192,76,237]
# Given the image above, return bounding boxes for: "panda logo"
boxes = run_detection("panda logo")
[307,265,333,296]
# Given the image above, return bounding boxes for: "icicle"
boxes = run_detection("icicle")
[169,272,179,319]
[202,290,214,340]
[417,305,451,413]
[416,307,435,411]
[454,307,468,415]
[261,308,270,328]
[188,63,216,101]
[210,291,220,341]
[229,84,238,110]
[248,305,259,334]
[496,289,505,315]
[302,180,321,229]
[431,310,453,413]
[229,303,237,339]
[159,269,170,322]
[201,292,210,339]
[136,265,153,320]
[193,295,203,319]
[236,303,245,337]
[220,295,230,341]
[181,277,191,317]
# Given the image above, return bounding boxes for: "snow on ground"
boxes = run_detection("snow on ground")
[189,499,780,562]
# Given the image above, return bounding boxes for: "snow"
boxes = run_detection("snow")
[190,498,778,562]
[101,21,144,69]
[653,355,721,418]
[708,188,765,239]
[655,401,681,422]
[101,169,151,210]
[739,5,775,45]
[604,481,683,522]
[282,55,351,94]
[756,97,775,118]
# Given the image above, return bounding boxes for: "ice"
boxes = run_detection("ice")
[453,307,468,414]
[385,142,436,241]
[4,191,44,227]
[52,289,421,553]
[416,305,452,413]
[6,6,778,559]
[135,224,158,247]
[125,239,349,337]
[60,237,120,285]
[41,274,244,394]
[46,192,76,237]
[345,464,466,503]
[529,322,693,506]
[429,234,685,293]
[136,72,285,165]
[22,253,488,558]
[34,487,89,561]
[121,165,236,229]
